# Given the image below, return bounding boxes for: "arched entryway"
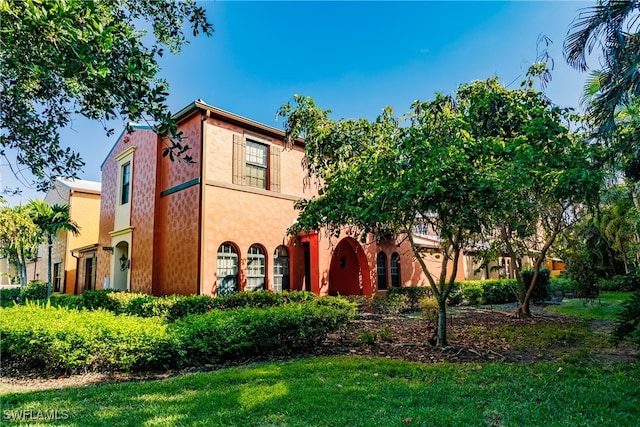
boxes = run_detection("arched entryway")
[113,241,129,291]
[329,237,372,296]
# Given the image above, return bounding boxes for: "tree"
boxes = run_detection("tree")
[564,0,640,134]
[0,203,40,286]
[0,0,213,190]
[459,77,603,316]
[28,200,79,298]
[278,91,498,347]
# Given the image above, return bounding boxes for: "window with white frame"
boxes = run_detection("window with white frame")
[216,243,238,295]
[245,141,268,189]
[232,134,281,192]
[273,246,290,293]
[246,245,266,291]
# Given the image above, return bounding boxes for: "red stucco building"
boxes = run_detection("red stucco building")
[96,101,469,297]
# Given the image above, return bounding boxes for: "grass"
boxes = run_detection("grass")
[2,292,637,426]
[1,356,638,426]
[545,292,632,321]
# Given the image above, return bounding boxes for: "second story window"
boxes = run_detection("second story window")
[121,162,131,204]
[245,140,268,189]
[233,133,281,192]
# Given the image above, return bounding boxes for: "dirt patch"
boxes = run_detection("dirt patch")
[1,308,637,392]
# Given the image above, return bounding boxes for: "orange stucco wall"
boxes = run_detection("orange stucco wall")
[96,104,481,298]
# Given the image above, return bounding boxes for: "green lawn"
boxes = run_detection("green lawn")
[545,292,632,321]
[2,356,639,426]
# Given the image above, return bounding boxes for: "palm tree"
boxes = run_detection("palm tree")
[564,0,640,134]
[28,199,80,298]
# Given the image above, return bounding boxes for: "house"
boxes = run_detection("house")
[96,101,471,297]
[26,178,101,293]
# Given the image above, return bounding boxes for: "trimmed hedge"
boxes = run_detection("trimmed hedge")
[50,290,319,321]
[174,298,356,365]
[0,302,181,372]
[18,281,48,302]
[0,287,20,307]
[1,296,356,373]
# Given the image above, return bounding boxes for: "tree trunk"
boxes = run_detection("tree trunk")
[18,247,27,286]
[436,296,448,347]
[47,234,53,298]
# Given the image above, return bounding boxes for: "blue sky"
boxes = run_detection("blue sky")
[2,0,595,204]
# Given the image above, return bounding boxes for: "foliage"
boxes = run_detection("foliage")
[562,218,613,300]
[600,270,640,292]
[387,286,432,311]
[0,0,213,188]
[564,0,640,134]
[27,199,79,297]
[0,287,20,306]
[467,74,602,316]
[2,357,638,426]
[18,281,47,302]
[0,302,181,372]
[370,293,409,315]
[173,301,356,365]
[521,269,551,303]
[48,293,83,309]
[612,290,640,346]
[549,277,577,296]
[0,203,40,286]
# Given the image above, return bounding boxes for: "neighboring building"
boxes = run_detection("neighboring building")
[26,178,101,294]
[96,101,468,297]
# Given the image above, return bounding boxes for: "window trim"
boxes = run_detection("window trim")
[121,162,131,205]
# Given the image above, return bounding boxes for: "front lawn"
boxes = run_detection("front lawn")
[545,292,633,321]
[2,356,638,426]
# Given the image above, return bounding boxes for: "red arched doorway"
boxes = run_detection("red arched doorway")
[329,237,372,296]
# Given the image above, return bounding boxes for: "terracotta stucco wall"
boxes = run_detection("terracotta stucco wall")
[153,114,202,295]
[97,127,158,292]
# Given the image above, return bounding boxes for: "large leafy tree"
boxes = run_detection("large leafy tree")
[0,203,40,286]
[460,77,603,317]
[564,0,640,134]
[279,91,499,347]
[28,199,79,298]
[0,0,212,190]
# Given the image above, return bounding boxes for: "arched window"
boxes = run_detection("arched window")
[377,252,388,290]
[390,252,401,287]
[217,243,238,295]
[273,246,290,293]
[247,245,266,291]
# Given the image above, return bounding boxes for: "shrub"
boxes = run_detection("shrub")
[0,287,20,306]
[419,295,439,326]
[549,278,576,297]
[461,282,484,306]
[446,282,463,306]
[521,269,551,303]
[173,299,355,365]
[18,281,48,302]
[0,302,181,372]
[81,289,121,312]
[599,271,640,292]
[49,293,83,309]
[612,290,640,347]
[370,293,409,315]
[387,287,432,311]
[482,279,518,304]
